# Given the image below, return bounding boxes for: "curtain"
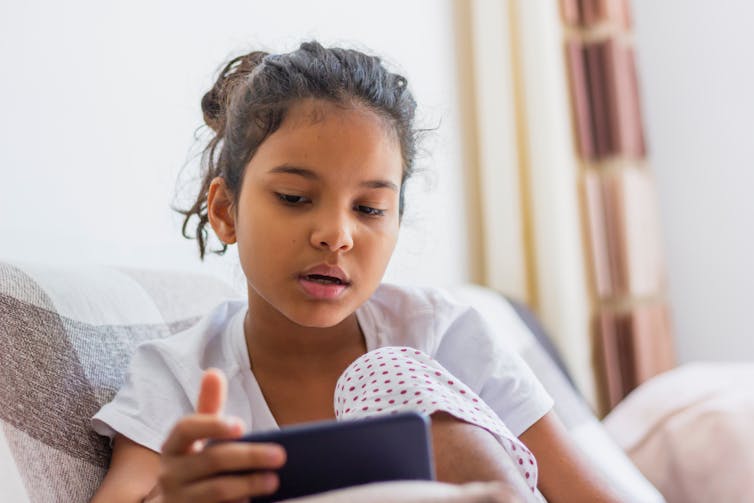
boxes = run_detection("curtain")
[458,0,675,414]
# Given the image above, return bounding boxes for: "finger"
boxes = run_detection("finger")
[161,414,244,455]
[180,471,279,502]
[197,368,227,415]
[164,442,286,486]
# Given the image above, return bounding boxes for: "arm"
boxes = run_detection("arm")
[519,411,623,503]
[431,412,529,502]
[91,434,161,503]
[90,369,286,503]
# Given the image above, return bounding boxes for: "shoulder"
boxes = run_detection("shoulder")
[91,299,248,451]
[361,283,478,352]
[126,299,247,406]
[142,299,247,369]
[366,283,464,316]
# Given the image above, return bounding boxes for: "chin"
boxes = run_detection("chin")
[287,304,353,329]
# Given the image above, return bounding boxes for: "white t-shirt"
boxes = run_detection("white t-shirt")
[92,283,553,453]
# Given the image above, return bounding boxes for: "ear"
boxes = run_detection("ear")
[207,177,237,245]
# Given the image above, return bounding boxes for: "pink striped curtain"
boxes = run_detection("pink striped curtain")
[561,0,676,414]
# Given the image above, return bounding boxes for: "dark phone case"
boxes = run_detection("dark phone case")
[226,411,435,502]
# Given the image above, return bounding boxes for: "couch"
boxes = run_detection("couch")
[0,261,664,502]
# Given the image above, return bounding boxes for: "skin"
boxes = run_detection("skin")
[90,99,622,503]
[213,99,402,427]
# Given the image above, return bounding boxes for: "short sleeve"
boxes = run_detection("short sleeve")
[91,341,194,453]
[433,306,553,437]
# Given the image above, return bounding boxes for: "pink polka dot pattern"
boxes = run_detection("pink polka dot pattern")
[333,346,539,494]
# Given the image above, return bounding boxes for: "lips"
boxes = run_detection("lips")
[298,264,351,300]
[300,264,351,285]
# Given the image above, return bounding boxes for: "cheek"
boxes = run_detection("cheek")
[235,205,293,267]
[366,227,399,269]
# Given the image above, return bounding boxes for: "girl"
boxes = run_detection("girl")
[90,41,620,502]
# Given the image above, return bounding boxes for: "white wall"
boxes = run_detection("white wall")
[632,1,754,362]
[0,0,470,293]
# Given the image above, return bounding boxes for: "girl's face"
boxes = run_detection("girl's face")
[216,99,403,328]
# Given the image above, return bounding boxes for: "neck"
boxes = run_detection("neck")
[243,299,366,378]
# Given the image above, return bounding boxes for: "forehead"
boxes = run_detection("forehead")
[248,99,403,184]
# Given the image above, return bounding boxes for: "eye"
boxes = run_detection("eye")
[276,193,310,205]
[355,205,386,217]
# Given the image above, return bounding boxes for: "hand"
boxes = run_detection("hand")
[154,368,286,502]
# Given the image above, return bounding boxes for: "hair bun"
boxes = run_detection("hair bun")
[201,51,269,133]
[201,87,224,133]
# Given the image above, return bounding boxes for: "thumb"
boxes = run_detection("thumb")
[196,368,227,415]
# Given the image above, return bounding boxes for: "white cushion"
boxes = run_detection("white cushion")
[604,363,754,503]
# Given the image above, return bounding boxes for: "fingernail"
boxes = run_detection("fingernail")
[225,416,244,432]
[264,473,279,491]
[191,440,205,453]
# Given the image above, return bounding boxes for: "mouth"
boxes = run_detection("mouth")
[298,272,351,300]
[301,274,350,286]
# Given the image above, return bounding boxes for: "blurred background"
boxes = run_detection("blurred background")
[1,0,752,410]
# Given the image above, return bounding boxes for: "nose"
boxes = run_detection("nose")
[310,212,354,252]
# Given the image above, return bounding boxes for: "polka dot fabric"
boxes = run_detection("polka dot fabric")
[333,346,540,495]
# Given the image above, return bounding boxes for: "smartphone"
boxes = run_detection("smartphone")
[220,411,435,502]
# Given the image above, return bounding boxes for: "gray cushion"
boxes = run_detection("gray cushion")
[0,262,239,502]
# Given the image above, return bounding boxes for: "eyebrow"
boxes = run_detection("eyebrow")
[268,165,399,192]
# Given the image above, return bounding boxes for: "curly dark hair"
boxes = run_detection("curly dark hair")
[177,41,421,259]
